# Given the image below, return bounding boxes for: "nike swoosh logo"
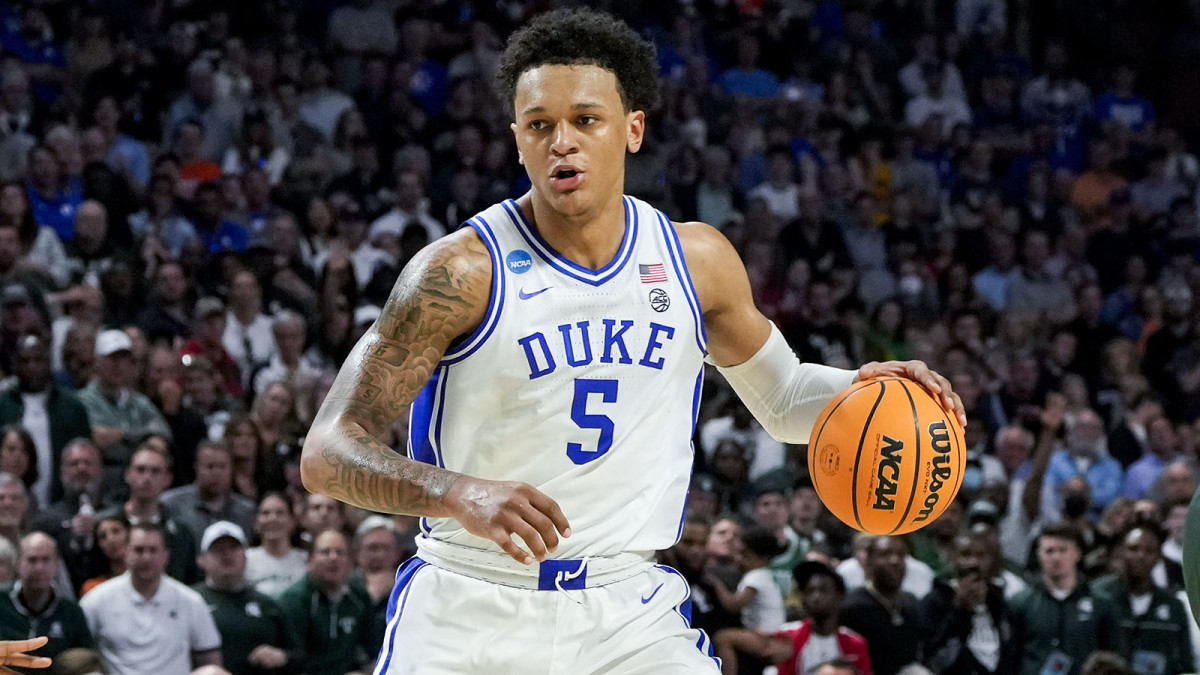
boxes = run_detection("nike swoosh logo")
[641,583,664,604]
[519,287,551,300]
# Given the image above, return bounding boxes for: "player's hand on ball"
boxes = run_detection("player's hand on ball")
[855,360,967,428]
[0,637,51,673]
[446,477,572,564]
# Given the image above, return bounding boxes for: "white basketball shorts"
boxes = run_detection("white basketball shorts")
[372,555,722,674]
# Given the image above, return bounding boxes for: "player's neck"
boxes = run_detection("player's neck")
[521,190,627,270]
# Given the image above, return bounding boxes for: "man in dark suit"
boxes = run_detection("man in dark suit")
[0,334,92,505]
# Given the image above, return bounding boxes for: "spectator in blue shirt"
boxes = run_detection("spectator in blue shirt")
[192,182,247,254]
[1041,408,1124,521]
[1095,64,1156,133]
[718,34,779,99]
[92,95,151,190]
[0,6,65,104]
[1123,417,1182,499]
[25,145,82,241]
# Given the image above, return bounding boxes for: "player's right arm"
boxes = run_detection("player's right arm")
[300,228,570,564]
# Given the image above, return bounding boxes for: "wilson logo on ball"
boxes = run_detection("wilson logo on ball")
[807,377,965,535]
[872,436,904,510]
[914,421,954,523]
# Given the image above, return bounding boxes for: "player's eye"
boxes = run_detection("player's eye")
[528,120,549,131]
[577,116,598,126]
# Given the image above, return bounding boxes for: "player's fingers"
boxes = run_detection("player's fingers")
[910,362,942,395]
[528,490,572,538]
[0,637,47,657]
[2,656,51,669]
[493,530,534,565]
[948,391,967,427]
[520,502,560,554]
[508,518,549,562]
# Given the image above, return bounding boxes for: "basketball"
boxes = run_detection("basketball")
[808,377,966,535]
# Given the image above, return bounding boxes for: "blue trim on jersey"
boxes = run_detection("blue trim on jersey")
[408,365,449,536]
[432,365,449,468]
[655,210,707,354]
[673,367,707,545]
[442,216,505,364]
[376,557,430,675]
[501,197,638,287]
[656,565,722,669]
[407,369,441,466]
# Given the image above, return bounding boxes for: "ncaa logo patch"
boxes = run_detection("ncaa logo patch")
[648,288,670,312]
[506,250,533,274]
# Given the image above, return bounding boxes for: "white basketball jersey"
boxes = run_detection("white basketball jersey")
[408,196,706,558]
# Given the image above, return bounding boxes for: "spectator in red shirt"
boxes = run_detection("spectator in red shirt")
[181,296,243,400]
[715,560,871,675]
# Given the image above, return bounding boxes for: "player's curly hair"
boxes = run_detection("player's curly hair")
[496,8,659,114]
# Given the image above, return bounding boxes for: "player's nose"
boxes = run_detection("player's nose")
[549,121,580,156]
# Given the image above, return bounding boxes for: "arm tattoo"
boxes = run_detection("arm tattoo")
[305,231,491,514]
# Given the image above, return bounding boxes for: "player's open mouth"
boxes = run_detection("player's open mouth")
[550,166,584,190]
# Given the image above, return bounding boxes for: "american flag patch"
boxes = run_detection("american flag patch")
[639,263,668,284]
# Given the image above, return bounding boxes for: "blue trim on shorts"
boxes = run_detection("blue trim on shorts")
[376,557,430,675]
[656,565,722,669]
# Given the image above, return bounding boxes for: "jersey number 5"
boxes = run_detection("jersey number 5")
[567,378,618,464]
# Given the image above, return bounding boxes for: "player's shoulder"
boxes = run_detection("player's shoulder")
[660,218,743,279]
[417,222,492,275]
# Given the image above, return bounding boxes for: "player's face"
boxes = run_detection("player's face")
[511,64,645,220]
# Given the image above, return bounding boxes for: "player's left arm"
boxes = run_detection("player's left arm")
[675,221,966,443]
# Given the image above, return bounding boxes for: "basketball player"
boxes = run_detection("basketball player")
[300,9,966,673]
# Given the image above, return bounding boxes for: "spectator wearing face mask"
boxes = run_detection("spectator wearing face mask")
[1041,409,1124,521]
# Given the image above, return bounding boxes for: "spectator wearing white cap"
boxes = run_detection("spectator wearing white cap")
[80,522,221,675]
[193,521,298,675]
[76,329,171,477]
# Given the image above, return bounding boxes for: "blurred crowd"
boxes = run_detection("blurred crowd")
[0,0,1197,674]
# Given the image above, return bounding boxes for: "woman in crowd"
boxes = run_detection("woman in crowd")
[81,514,129,596]
[0,425,37,503]
[244,491,307,597]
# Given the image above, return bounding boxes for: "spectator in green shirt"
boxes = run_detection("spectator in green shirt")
[277,529,382,675]
[193,521,298,675]
[75,330,171,493]
[0,532,92,670]
[1094,522,1193,675]
[1010,522,1126,675]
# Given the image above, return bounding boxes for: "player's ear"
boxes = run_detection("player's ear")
[510,121,524,164]
[626,110,645,154]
